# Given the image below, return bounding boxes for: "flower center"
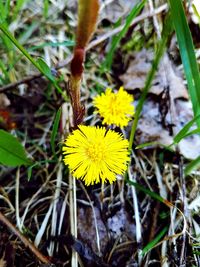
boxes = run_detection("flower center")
[109,96,123,116]
[86,142,105,162]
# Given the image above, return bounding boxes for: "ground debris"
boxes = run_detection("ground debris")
[107,207,135,240]
[77,206,109,255]
[120,49,200,159]
[120,49,189,99]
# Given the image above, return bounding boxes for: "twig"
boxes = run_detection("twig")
[0,3,167,94]
[87,3,167,50]
[0,211,51,264]
[0,73,42,93]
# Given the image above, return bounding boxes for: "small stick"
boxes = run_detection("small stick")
[0,211,51,264]
[0,73,42,93]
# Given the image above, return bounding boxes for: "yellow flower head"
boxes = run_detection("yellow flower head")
[93,86,134,128]
[63,125,129,186]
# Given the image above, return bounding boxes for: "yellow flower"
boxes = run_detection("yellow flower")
[63,125,129,186]
[93,86,134,128]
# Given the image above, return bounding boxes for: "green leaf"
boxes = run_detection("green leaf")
[0,130,32,166]
[184,156,200,176]
[168,0,200,127]
[173,114,200,144]
[0,23,42,73]
[50,107,61,155]
[36,58,55,82]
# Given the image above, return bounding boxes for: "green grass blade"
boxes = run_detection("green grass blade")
[135,141,173,152]
[18,21,40,44]
[126,180,168,205]
[0,24,41,72]
[128,14,173,151]
[0,24,66,98]
[141,226,168,256]
[173,114,200,144]
[51,107,62,155]
[184,156,200,175]
[36,58,56,82]
[27,159,56,181]
[0,0,10,23]
[192,4,200,25]
[183,128,200,138]
[43,0,49,18]
[103,0,147,70]
[168,0,200,127]
[12,0,29,20]
[28,40,74,51]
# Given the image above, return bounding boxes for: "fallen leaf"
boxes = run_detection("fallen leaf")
[107,207,136,240]
[100,0,139,23]
[77,206,108,255]
[120,49,199,159]
[0,94,10,108]
[135,98,200,159]
[120,50,189,99]
[67,0,139,24]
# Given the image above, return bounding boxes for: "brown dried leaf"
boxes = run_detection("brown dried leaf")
[0,94,10,109]
[119,49,199,159]
[135,99,200,159]
[100,0,139,23]
[107,207,135,239]
[77,206,108,254]
[120,50,188,99]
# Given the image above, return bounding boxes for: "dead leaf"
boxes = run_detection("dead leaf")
[77,206,108,254]
[120,50,188,99]
[135,98,200,159]
[119,49,199,159]
[100,0,139,23]
[0,111,16,130]
[107,207,135,240]
[0,94,10,108]
[67,0,139,24]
